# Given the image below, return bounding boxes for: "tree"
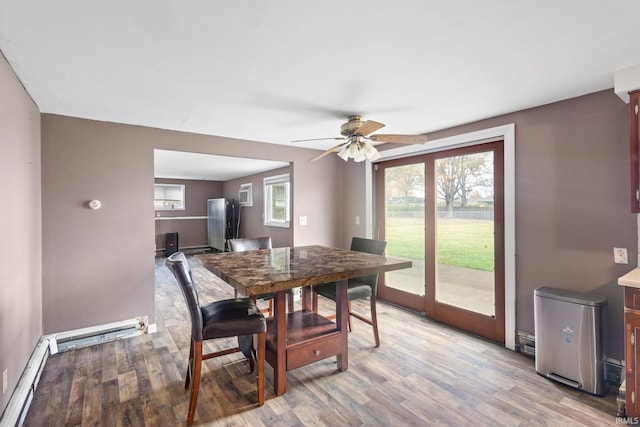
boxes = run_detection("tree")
[385,164,424,199]
[436,157,464,215]
[436,152,490,216]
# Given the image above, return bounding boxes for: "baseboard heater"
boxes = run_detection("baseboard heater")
[1,317,151,427]
[155,245,210,256]
[516,331,536,357]
[51,317,148,353]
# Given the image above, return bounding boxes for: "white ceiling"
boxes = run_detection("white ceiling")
[2,1,640,172]
[154,150,288,181]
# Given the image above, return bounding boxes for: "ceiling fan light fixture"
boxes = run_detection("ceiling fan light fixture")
[353,148,367,162]
[298,115,427,162]
[336,140,381,162]
[361,141,377,157]
[337,145,351,161]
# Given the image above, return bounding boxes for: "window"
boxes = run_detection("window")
[239,183,253,206]
[264,173,290,227]
[154,184,185,210]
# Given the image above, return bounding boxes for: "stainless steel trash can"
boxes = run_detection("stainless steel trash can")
[534,286,607,396]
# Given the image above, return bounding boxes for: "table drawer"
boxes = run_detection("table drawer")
[626,287,640,310]
[287,333,342,371]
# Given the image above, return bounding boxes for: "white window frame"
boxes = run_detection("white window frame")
[264,173,290,228]
[239,183,253,206]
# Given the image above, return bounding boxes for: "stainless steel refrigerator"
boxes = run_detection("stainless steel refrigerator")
[207,198,239,252]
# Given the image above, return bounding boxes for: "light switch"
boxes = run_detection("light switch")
[299,216,307,226]
[355,216,360,225]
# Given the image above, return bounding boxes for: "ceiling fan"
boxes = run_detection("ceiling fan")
[293,115,429,162]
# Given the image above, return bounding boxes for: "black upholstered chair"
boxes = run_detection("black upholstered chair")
[311,237,387,347]
[165,252,266,425]
[228,237,295,315]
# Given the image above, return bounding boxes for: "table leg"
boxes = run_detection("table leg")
[301,285,312,311]
[335,279,348,371]
[273,290,287,395]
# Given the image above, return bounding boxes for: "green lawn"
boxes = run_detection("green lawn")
[385,216,494,271]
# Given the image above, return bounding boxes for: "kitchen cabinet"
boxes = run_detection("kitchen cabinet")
[625,286,640,416]
[630,90,640,212]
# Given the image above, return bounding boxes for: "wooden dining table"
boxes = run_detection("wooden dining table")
[195,245,412,395]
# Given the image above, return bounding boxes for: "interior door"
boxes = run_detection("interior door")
[377,141,505,343]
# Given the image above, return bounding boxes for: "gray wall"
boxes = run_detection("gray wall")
[343,89,636,360]
[224,166,293,248]
[0,53,42,413]
[154,178,223,253]
[155,168,294,252]
[41,114,344,334]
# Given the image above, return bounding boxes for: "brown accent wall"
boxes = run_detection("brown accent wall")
[344,89,635,360]
[154,178,223,253]
[223,166,293,248]
[41,115,344,334]
[0,52,42,413]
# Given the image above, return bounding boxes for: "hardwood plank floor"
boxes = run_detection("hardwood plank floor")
[24,256,619,426]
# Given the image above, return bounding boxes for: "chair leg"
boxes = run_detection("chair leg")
[186,341,203,425]
[185,339,195,389]
[370,296,380,347]
[256,332,265,406]
[347,301,352,332]
[249,351,255,373]
[268,299,273,317]
[311,291,318,312]
[348,297,381,347]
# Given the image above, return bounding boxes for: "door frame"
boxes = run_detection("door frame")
[366,124,516,350]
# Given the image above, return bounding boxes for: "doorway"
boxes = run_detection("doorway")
[376,141,505,343]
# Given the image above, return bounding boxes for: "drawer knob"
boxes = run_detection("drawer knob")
[314,350,320,356]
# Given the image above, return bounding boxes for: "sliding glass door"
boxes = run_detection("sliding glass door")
[377,141,505,342]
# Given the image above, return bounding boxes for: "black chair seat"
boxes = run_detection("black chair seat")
[165,252,266,424]
[201,298,266,339]
[313,280,372,302]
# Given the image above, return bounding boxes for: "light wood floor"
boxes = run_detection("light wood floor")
[24,256,619,426]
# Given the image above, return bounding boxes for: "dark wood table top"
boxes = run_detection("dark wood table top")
[195,245,412,297]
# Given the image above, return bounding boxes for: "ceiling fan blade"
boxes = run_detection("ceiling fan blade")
[310,142,349,161]
[369,134,429,144]
[355,120,385,137]
[292,137,345,143]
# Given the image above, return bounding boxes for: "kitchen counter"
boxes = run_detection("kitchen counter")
[619,268,640,288]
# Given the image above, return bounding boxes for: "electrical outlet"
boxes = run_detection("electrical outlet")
[614,247,628,264]
[355,216,360,225]
[3,369,7,394]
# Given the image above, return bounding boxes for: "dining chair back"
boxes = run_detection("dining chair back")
[228,236,272,252]
[312,237,387,347]
[228,237,294,315]
[350,237,388,295]
[165,252,266,424]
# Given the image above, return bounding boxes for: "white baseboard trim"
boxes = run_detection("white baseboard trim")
[0,337,49,427]
[0,317,152,427]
